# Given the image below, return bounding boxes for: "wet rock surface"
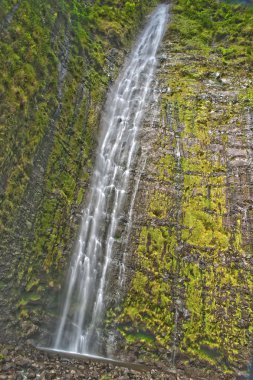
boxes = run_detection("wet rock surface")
[116,2,253,379]
[0,344,207,380]
[1,2,253,380]
[0,0,155,345]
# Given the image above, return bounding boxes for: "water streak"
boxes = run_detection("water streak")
[54,4,168,355]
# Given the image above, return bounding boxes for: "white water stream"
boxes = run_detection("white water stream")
[54,4,168,355]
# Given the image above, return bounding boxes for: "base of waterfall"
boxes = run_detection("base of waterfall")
[36,346,150,372]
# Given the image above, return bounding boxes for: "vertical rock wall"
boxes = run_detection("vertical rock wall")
[117,1,253,378]
[0,0,158,342]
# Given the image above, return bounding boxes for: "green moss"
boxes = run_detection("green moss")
[118,226,176,348]
[100,375,112,380]
[118,0,253,372]
[149,191,171,219]
[123,331,155,345]
[17,293,41,308]
[0,0,160,334]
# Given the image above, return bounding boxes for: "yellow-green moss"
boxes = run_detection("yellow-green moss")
[118,0,253,373]
[0,0,159,328]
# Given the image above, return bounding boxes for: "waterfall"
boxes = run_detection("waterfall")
[53,4,168,356]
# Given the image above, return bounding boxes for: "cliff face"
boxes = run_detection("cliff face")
[116,1,253,378]
[1,0,253,379]
[0,0,158,341]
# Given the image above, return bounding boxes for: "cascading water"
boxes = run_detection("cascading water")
[53,4,168,356]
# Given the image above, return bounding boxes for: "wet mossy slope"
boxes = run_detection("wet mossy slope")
[0,0,158,340]
[118,0,253,378]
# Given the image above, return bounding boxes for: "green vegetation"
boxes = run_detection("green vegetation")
[0,0,158,333]
[1,0,253,376]
[117,0,253,375]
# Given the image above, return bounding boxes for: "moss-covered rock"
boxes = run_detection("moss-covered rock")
[117,1,253,378]
[0,0,159,342]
